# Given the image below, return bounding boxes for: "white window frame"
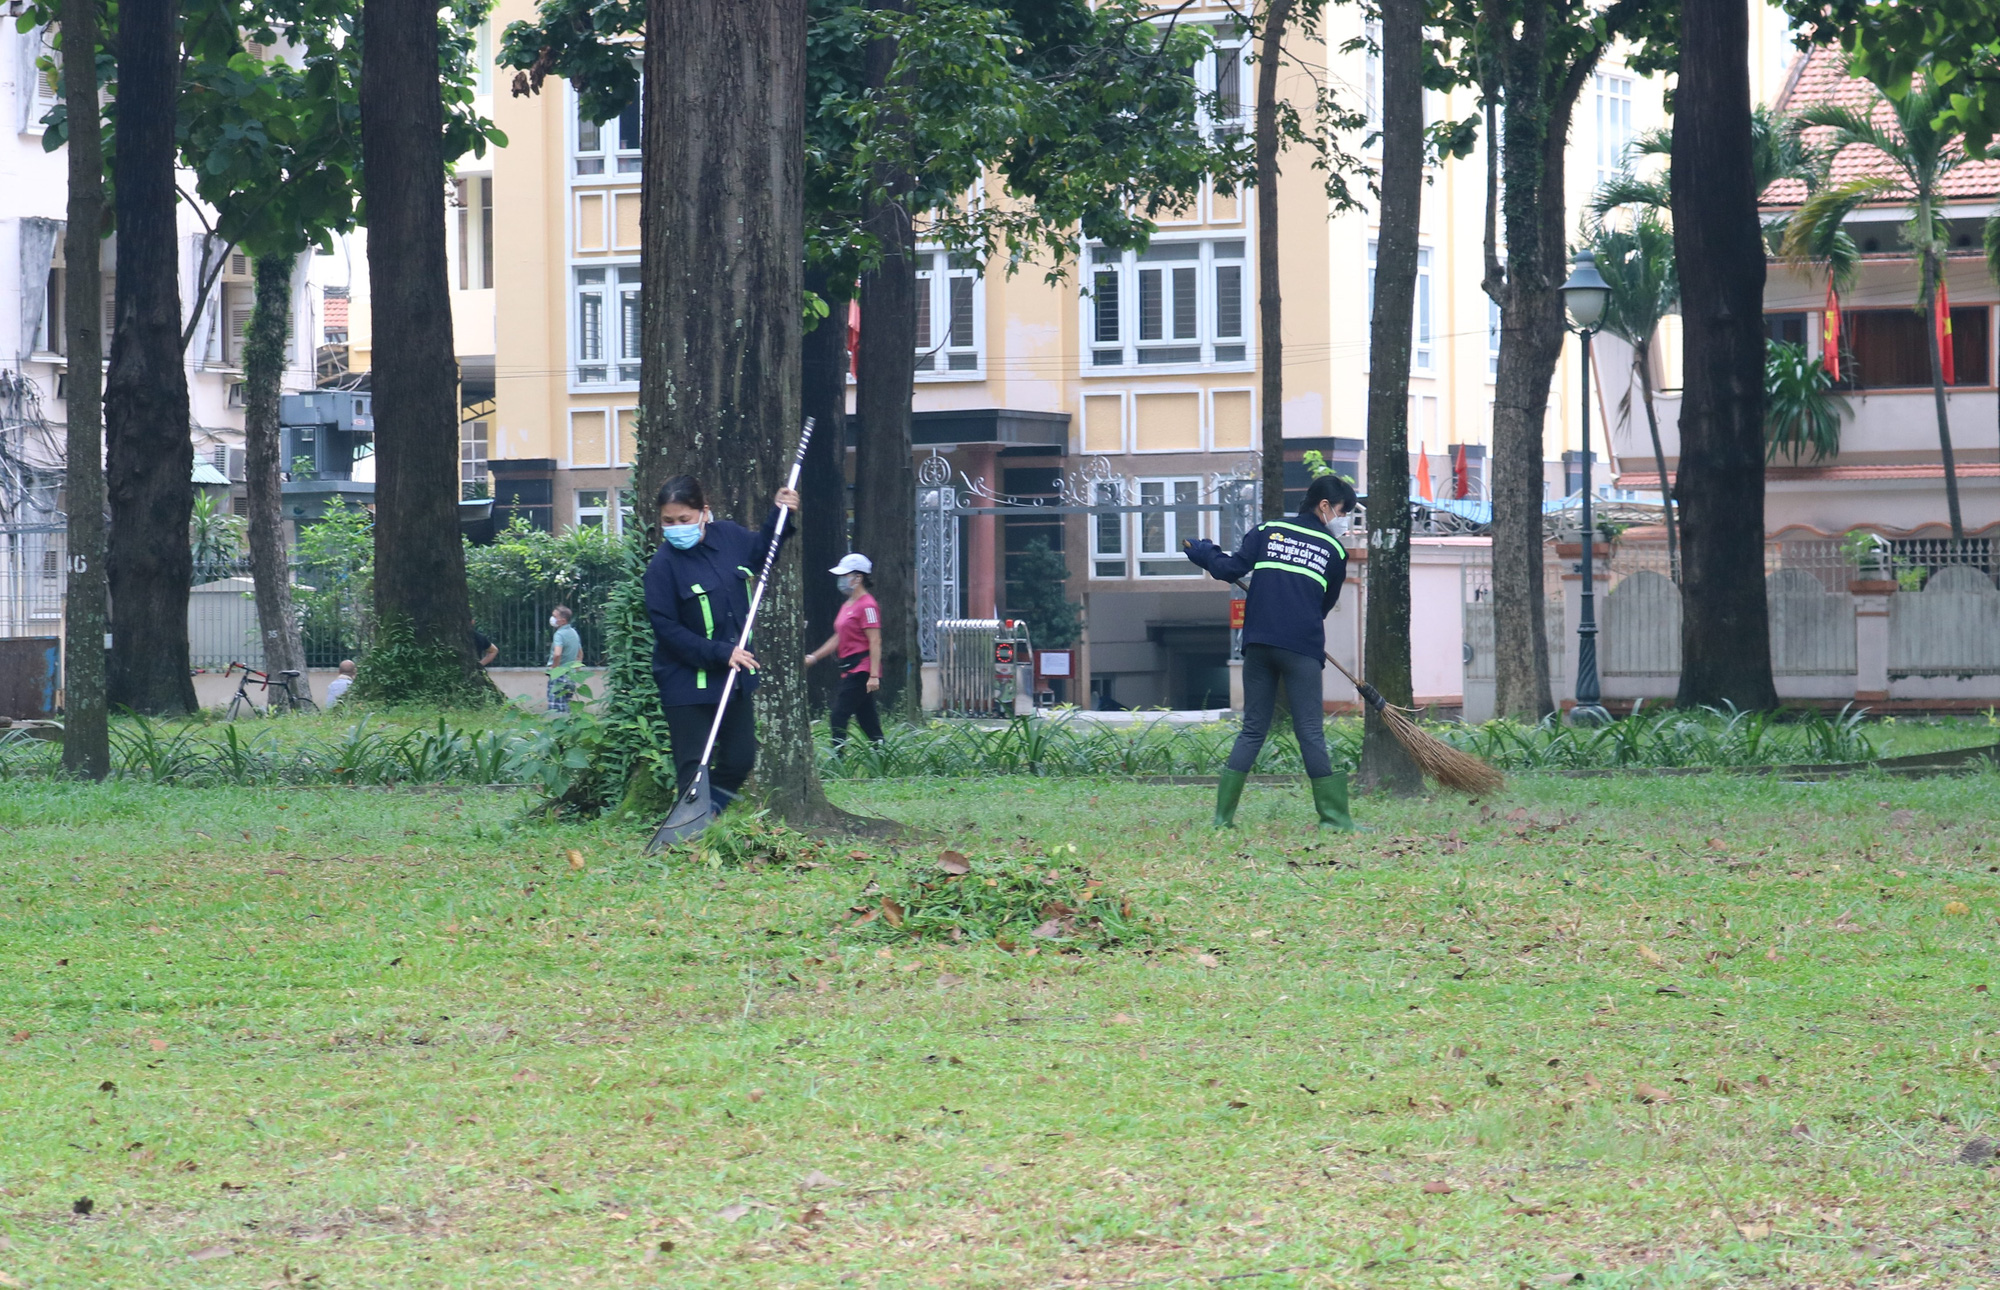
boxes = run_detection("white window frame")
[1082,238,1250,373]
[1134,476,1206,579]
[1088,479,1128,580]
[570,264,640,391]
[1201,28,1250,138]
[1595,73,1634,184]
[571,84,642,180]
[1364,240,1435,374]
[461,419,490,489]
[1488,296,1502,379]
[913,249,984,378]
[574,488,611,531]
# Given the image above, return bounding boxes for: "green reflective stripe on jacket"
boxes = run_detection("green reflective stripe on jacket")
[1265,519,1346,560]
[691,583,714,688]
[1255,560,1326,589]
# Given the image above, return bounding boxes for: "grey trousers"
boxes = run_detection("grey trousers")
[1227,643,1333,778]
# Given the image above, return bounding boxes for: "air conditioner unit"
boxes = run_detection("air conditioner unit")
[280,389,374,434]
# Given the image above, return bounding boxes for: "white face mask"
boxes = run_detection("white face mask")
[549,616,562,628]
[1328,516,1352,537]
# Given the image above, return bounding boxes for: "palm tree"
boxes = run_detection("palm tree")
[1781,74,1972,543]
[1584,214,1682,582]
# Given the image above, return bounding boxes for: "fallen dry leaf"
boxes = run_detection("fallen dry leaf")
[936,973,964,988]
[879,899,905,929]
[1108,1013,1136,1026]
[1195,953,1221,969]
[798,1203,827,1228]
[717,1203,751,1223]
[1029,918,1065,940]
[1421,1180,1454,1194]
[1582,1073,1603,1091]
[1738,1221,1772,1241]
[1637,944,1666,967]
[800,1169,839,1190]
[1945,901,1971,916]
[566,849,586,870]
[188,1245,233,1262]
[747,1088,765,1104]
[938,851,970,876]
[1634,1083,1675,1104]
[149,1039,169,1052]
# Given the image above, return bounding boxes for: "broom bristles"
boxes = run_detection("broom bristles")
[1324,653,1505,795]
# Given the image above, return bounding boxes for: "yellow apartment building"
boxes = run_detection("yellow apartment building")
[455,0,1800,708]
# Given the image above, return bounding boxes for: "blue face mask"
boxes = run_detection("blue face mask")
[662,522,703,550]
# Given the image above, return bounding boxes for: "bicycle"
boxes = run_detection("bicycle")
[223,662,320,720]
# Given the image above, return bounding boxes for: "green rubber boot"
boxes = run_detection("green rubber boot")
[1310,773,1354,831]
[1213,769,1249,829]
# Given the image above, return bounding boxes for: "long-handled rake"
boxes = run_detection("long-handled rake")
[1228,579,1504,796]
[645,418,817,853]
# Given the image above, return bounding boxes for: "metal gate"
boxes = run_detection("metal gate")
[916,454,959,663]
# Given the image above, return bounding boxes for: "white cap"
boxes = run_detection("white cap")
[829,553,873,575]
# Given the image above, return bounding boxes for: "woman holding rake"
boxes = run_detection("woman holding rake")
[1182,472,1358,831]
[642,474,802,818]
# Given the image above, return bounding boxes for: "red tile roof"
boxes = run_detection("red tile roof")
[1761,47,2000,208]
[322,290,349,331]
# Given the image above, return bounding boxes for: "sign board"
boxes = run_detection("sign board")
[1037,649,1073,678]
[1228,598,1246,630]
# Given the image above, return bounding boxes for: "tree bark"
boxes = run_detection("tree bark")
[1635,347,1679,583]
[1254,0,1293,521]
[104,0,195,715]
[801,268,852,714]
[61,0,108,775]
[1923,251,1966,543]
[642,0,847,824]
[1671,0,1776,709]
[852,0,918,717]
[1483,21,1597,722]
[1358,0,1423,793]
[359,0,487,702]
[243,254,306,687]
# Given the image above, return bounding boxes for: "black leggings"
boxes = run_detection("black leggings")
[661,693,758,805]
[1227,643,1332,778]
[830,670,883,749]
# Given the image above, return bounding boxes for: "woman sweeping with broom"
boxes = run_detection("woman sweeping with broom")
[1183,473,1359,830]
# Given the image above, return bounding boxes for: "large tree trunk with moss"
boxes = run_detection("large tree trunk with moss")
[1670,0,1776,710]
[243,254,307,687]
[1358,0,1423,793]
[104,0,195,715]
[801,268,852,714]
[60,0,108,775]
[359,0,488,703]
[1254,0,1292,522]
[640,0,848,824]
[851,0,918,717]
[1483,27,1598,722]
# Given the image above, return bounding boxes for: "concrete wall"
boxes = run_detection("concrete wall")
[190,667,606,713]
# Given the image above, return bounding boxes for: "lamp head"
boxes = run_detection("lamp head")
[1560,248,1612,331]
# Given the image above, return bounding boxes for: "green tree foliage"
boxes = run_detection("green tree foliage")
[1005,537,1080,649]
[1781,72,1976,538]
[1764,340,1851,464]
[1786,0,2000,158]
[188,490,245,566]
[1584,214,1680,580]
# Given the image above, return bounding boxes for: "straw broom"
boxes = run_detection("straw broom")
[1228,579,1504,796]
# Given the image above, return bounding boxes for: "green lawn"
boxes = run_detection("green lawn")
[3,769,1998,1287]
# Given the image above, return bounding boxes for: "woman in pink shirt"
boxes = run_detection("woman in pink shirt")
[805,553,884,750]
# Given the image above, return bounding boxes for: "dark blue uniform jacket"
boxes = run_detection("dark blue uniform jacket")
[1184,517,1348,661]
[642,510,786,708]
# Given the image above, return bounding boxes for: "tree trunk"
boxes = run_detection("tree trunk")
[359,0,488,703]
[852,0,919,717]
[801,268,852,714]
[1358,0,1423,793]
[1484,30,1595,722]
[1635,347,1679,584]
[60,0,108,775]
[1671,0,1776,710]
[243,254,306,687]
[1254,0,1293,521]
[1923,251,1966,543]
[642,0,848,825]
[104,0,195,715]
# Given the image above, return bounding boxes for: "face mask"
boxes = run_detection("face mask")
[838,575,858,594]
[1328,516,1352,537]
[662,522,703,550]
[548,616,561,628]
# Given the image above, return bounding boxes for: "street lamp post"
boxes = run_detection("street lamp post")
[1560,249,1612,727]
